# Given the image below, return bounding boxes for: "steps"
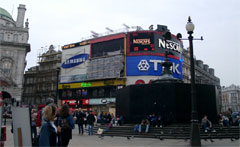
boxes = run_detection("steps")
[93,124,240,140]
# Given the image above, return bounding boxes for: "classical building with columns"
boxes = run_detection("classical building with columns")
[221,84,240,112]
[0,4,30,102]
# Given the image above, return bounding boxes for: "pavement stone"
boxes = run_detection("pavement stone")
[3,119,240,147]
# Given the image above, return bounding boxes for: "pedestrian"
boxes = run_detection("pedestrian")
[87,112,95,135]
[58,104,75,147]
[39,105,58,146]
[31,109,37,139]
[76,108,86,135]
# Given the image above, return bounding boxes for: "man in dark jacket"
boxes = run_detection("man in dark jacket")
[87,112,95,135]
[76,109,86,134]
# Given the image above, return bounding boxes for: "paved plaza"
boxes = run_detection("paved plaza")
[3,119,240,147]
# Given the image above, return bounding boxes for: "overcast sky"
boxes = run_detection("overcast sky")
[1,0,239,87]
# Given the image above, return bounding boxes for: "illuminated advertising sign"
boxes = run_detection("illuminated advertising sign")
[62,41,90,50]
[61,99,89,106]
[154,32,183,59]
[127,32,183,61]
[129,32,154,52]
[62,53,89,69]
[126,56,182,80]
[89,98,116,105]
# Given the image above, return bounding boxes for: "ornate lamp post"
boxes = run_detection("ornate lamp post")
[186,16,201,146]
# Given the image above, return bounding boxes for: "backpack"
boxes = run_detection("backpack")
[61,118,70,130]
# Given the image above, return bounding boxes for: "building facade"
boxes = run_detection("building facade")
[221,84,240,112]
[0,5,30,102]
[182,48,220,86]
[58,25,220,113]
[22,45,61,105]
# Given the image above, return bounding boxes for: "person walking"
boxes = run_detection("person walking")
[87,112,95,135]
[58,104,75,147]
[39,105,58,146]
[76,108,86,135]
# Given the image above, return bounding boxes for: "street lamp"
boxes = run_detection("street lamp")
[186,16,201,146]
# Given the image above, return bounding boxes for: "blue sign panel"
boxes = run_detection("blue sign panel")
[126,56,182,80]
[62,54,89,69]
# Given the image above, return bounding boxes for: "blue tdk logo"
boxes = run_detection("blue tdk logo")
[62,54,89,69]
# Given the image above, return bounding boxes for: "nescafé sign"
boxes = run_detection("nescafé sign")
[62,54,89,69]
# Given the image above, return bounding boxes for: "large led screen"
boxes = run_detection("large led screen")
[127,31,183,61]
[128,32,155,52]
[126,55,182,80]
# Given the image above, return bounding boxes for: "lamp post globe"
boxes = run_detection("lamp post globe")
[186,17,195,34]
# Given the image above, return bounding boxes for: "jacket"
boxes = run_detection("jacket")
[39,121,57,146]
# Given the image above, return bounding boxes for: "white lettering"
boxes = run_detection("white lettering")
[159,39,181,52]
[149,60,163,71]
[172,63,180,74]
[159,39,166,48]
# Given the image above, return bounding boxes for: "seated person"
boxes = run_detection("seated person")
[138,119,150,133]
[233,113,240,126]
[156,116,164,128]
[222,115,230,127]
[150,114,158,127]
[201,115,216,132]
[133,124,139,132]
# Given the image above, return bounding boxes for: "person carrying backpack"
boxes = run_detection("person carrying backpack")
[58,104,75,147]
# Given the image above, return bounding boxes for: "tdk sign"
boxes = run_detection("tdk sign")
[62,54,89,69]
[127,56,182,80]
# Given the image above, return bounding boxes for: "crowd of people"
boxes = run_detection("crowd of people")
[217,108,240,127]
[134,113,164,133]
[30,98,123,146]
[29,98,240,146]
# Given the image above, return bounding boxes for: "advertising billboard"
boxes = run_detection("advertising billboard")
[60,45,90,83]
[128,32,155,53]
[154,32,183,60]
[127,31,183,61]
[126,55,182,80]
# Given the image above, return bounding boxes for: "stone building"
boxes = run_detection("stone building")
[182,48,220,86]
[0,5,30,102]
[221,84,240,112]
[22,45,61,105]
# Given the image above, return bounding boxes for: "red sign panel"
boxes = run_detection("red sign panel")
[61,99,89,106]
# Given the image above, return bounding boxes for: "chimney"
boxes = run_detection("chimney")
[156,25,169,32]
[16,4,26,28]
[209,68,215,76]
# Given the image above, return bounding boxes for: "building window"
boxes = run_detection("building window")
[76,90,81,97]
[231,93,237,97]
[98,88,104,97]
[67,90,72,97]
[231,97,237,104]
[13,34,18,42]
[0,59,13,77]
[0,33,3,40]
